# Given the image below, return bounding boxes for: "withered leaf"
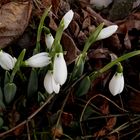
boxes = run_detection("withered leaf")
[62,33,80,64]
[106,117,117,131]
[0,1,32,48]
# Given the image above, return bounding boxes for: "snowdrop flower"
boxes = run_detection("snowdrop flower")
[25,52,51,68]
[90,0,113,9]
[53,53,67,85]
[44,71,60,94]
[96,25,118,41]
[45,33,54,50]
[109,72,124,96]
[0,50,17,70]
[62,10,74,30]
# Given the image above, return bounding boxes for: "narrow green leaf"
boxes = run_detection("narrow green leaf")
[4,71,10,85]
[0,117,4,128]
[83,23,104,53]
[76,76,91,97]
[27,69,38,98]
[71,54,86,80]
[10,49,26,82]
[0,88,5,110]
[4,83,17,104]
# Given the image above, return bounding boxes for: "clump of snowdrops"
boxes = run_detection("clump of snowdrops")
[0,7,140,120]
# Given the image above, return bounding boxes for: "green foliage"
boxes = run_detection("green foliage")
[27,69,38,98]
[76,76,91,97]
[4,83,17,104]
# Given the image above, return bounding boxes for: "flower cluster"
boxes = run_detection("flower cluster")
[0,10,122,96]
[26,10,73,94]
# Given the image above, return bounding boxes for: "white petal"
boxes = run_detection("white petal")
[96,25,118,41]
[44,71,54,94]
[25,52,51,68]
[90,0,113,8]
[109,72,124,96]
[45,33,54,50]
[44,71,60,94]
[54,53,67,85]
[52,76,60,94]
[62,10,74,30]
[0,51,16,70]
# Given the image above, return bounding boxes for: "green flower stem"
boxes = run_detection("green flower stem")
[34,6,51,54]
[10,49,26,83]
[82,23,104,54]
[52,20,65,52]
[90,50,140,81]
[117,62,123,73]
[42,26,50,34]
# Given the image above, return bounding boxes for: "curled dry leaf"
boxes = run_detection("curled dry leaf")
[62,33,80,64]
[0,1,32,48]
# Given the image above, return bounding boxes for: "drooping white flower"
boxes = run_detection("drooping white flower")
[90,0,113,9]
[44,71,60,94]
[96,25,118,41]
[53,53,67,85]
[109,72,124,96]
[45,33,54,50]
[0,50,17,70]
[62,10,74,30]
[25,52,51,68]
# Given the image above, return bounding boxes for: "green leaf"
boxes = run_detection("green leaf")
[4,71,10,85]
[83,23,104,53]
[4,83,17,104]
[0,87,5,110]
[27,69,38,98]
[76,76,91,97]
[71,54,86,80]
[10,49,26,82]
[0,117,4,128]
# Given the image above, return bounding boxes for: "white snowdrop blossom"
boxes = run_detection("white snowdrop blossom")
[44,71,60,94]
[53,53,67,85]
[25,52,51,68]
[109,72,124,96]
[96,25,118,41]
[62,10,74,30]
[0,50,17,70]
[45,33,54,50]
[90,0,113,9]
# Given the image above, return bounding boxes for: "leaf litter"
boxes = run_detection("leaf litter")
[0,0,140,139]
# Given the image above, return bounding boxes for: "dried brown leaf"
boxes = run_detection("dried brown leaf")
[124,31,131,49]
[106,117,117,131]
[62,33,80,64]
[100,101,109,115]
[0,1,32,48]
[88,48,109,59]
[70,21,80,37]
[51,0,60,15]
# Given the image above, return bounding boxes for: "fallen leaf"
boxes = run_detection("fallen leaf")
[0,1,32,48]
[62,33,80,64]
[61,112,73,126]
[100,101,109,115]
[124,31,131,49]
[106,117,116,131]
[70,21,80,37]
[51,0,60,15]
[88,48,110,59]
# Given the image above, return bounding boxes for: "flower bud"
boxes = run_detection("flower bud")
[44,71,60,94]
[0,51,17,70]
[53,53,67,85]
[62,10,74,30]
[96,25,118,41]
[109,72,124,96]
[45,33,54,50]
[25,52,51,68]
